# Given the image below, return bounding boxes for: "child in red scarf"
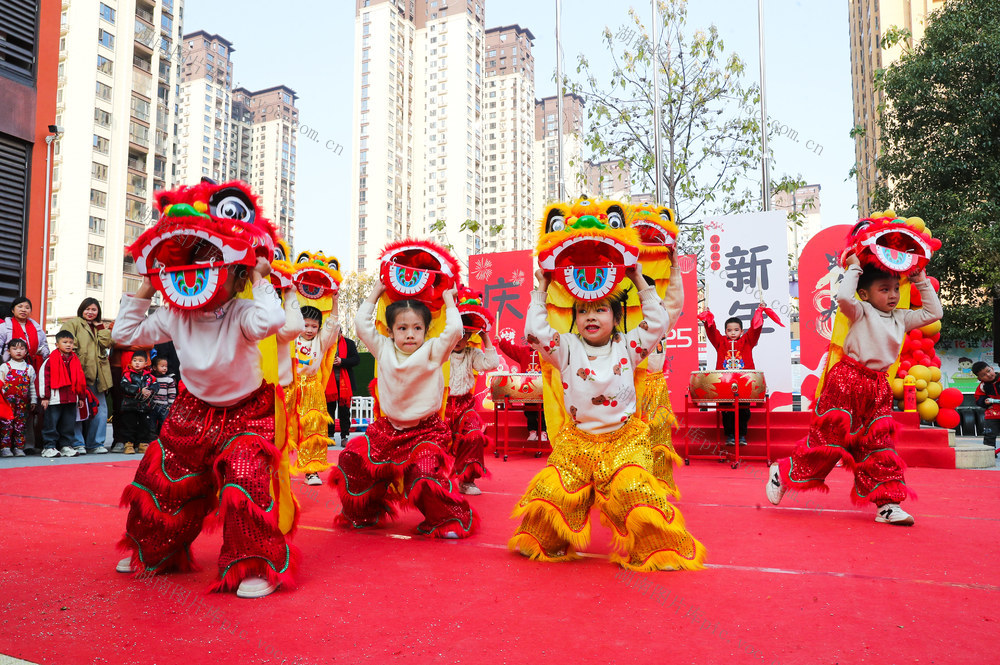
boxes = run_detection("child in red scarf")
[38,331,88,457]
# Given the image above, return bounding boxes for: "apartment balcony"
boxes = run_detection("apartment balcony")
[126,182,147,198]
[127,157,145,174]
[132,69,153,98]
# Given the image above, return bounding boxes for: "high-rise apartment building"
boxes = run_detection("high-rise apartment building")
[177,31,233,184]
[848,0,947,215]
[583,158,630,201]
[0,0,59,312]
[532,93,585,219]
[350,0,486,273]
[482,24,535,253]
[176,34,298,247]
[48,0,184,323]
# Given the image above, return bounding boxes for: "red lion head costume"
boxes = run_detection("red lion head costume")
[378,239,460,310]
[456,285,494,334]
[130,179,277,310]
[841,213,940,277]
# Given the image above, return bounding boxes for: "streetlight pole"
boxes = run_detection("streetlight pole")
[652,0,663,204]
[555,0,566,201]
[758,0,771,211]
[41,126,61,327]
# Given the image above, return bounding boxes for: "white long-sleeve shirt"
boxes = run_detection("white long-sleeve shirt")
[275,294,306,388]
[449,345,500,396]
[113,280,286,406]
[355,300,463,429]
[647,266,684,373]
[838,265,943,371]
[526,286,670,434]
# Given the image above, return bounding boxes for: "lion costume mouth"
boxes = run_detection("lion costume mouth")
[538,225,639,301]
[848,217,939,277]
[378,239,459,306]
[293,267,338,299]
[632,220,674,247]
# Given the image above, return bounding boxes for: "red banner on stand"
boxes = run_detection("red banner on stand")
[798,225,852,410]
[662,255,700,414]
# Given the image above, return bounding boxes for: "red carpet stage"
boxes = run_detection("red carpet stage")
[1,451,996,664]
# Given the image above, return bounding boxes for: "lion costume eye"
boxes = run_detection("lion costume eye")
[328,258,340,271]
[209,188,255,223]
[296,251,311,264]
[607,211,625,229]
[273,245,286,262]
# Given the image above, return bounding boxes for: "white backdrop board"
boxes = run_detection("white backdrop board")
[702,211,794,407]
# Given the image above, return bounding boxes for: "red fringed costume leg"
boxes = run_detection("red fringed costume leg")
[118,383,299,591]
[330,414,478,538]
[778,357,911,506]
[444,392,489,484]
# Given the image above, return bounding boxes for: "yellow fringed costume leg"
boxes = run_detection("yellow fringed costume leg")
[290,372,334,475]
[641,371,683,497]
[509,416,705,571]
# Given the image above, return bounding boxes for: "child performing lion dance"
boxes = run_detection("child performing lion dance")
[509,201,705,570]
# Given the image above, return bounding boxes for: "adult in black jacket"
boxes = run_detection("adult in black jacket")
[325,334,360,446]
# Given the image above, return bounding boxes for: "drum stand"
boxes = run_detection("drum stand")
[682,392,771,468]
[493,396,547,461]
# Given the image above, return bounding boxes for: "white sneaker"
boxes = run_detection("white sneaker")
[41,448,59,458]
[116,557,134,573]
[0,448,12,457]
[765,463,786,505]
[459,482,481,496]
[13,448,25,457]
[91,446,109,454]
[442,531,460,539]
[875,503,914,526]
[74,446,87,455]
[305,473,322,486]
[60,446,78,457]
[236,576,277,598]
[527,431,538,441]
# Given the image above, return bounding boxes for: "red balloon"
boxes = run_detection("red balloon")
[936,408,960,429]
[929,277,940,292]
[909,330,923,340]
[900,361,913,371]
[938,388,964,409]
[932,357,942,367]
[921,339,934,351]
[897,370,908,379]
[931,333,941,343]
[910,289,923,308]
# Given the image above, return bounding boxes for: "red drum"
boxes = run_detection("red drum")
[489,373,544,403]
[688,370,767,403]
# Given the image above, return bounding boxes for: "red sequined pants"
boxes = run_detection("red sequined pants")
[444,392,488,483]
[331,414,478,537]
[778,357,910,506]
[119,382,297,591]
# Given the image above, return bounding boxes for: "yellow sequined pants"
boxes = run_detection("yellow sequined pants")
[509,416,705,571]
[641,371,683,495]
[290,371,334,475]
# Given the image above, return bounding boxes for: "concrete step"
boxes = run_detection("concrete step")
[954,444,997,470]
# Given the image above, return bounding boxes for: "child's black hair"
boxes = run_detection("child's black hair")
[724,317,744,331]
[300,306,323,323]
[154,356,169,367]
[5,338,28,352]
[959,357,973,364]
[972,361,990,375]
[131,350,149,360]
[858,265,897,292]
[385,299,432,328]
[55,330,74,341]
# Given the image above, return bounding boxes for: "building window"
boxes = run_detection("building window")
[97,55,113,75]
[96,81,112,101]
[93,135,110,154]
[99,3,115,23]
[90,189,107,208]
[91,162,108,181]
[88,216,106,235]
[98,29,114,49]
[87,244,105,262]
[86,272,104,290]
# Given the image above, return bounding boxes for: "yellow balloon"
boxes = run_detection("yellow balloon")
[917,399,939,421]
[920,320,941,336]
[909,365,932,383]
[925,228,933,238]
[891,378,905,399]
[926,381,942,399]
[915,379,928,390]
[906,217,926,233]
[916,389,928,401]
[884,208,897,217]
[929,367,942,382]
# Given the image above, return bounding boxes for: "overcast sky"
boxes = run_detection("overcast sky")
[184,0,856,268]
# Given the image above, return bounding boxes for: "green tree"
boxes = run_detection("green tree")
[567,0,804,258]
[337,270,379,351]
[872,0,1000,341]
